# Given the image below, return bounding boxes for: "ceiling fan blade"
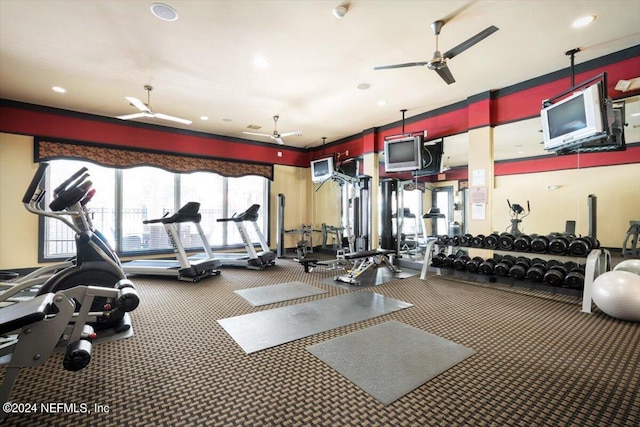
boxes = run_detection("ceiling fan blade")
[440,0,476,24]
[116,112,148,120]
[125,96,151,113]
[279,131,301,138]
[154,113,192,125]
[443,25,499,59]
[374,61,429,70]
[435,64,456,85]
[272,136,285,145]
[243,131,272,138]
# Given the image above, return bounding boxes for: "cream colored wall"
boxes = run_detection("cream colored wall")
[0,133,40,269]
[270,164,312,249]
[312,180,343,248]
[492,163,640,248]
[467,127,494,236]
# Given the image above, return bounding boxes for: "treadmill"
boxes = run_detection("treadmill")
[122,202,221,282]
[214,204,276,270]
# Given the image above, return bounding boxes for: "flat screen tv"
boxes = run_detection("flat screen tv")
[541,84,606,151]
[311,157,334,183]
[384,135,423,173]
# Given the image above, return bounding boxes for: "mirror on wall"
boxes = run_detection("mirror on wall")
[378,93,638,259]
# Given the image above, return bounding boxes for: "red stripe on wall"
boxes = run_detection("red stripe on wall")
[468,97,492,129]
[0,105,311,167]
[495,145,640,175]
[492,57,640,125]
[376,107,469,151]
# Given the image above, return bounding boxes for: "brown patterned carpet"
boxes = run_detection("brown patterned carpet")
[2,256,639,426]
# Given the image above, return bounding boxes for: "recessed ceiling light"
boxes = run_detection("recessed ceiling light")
[572,15,596,28]
[52,86,66,93]
[377,100,387,106]
[253,56,270,69]
[357,83,371,90]
[222,117,233,122]
[150,3,179,21]
[200,116,209,121]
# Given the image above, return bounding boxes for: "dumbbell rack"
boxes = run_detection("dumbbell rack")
[419,238,611,314]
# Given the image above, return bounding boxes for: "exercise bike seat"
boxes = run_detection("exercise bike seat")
[0,293,55,335]
[143,202,202,225]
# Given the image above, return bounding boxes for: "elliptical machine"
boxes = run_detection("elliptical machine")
[507,199,530,237]
[1,163,134,334]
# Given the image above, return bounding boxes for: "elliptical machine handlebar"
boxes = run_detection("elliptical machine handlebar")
[54,167,88,195]
[22,163,94,234]
[22,162,49,204]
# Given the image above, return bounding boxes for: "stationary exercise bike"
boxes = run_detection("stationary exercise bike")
[1,163,133,334]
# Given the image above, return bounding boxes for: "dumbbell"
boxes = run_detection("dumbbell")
[465,256,484,273]
[450,235,461,246]
[530,235,549,253]
[453,255,471,270]
[564,265,586,289]
[441,254,457,268]
[543,260,569,286]
[513,235,532,252]
[548,235,570,255]
[459,234,473,247]
[498,233,515,251]
[508,257,531,279]
[478,258,497,275]
[494,254,516,276]
[431,253,446,268]
[526,258,548,282]
[568,236,600,256]
[436,235,450,246]
[471,234,486,248]
[483,233,500,249]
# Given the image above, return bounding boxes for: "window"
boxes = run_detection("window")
[180,172,225,247]
[121,166,175,252]
[42,160,269,259]
[44,160,116,258]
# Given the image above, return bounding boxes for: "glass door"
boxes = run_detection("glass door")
[432,186,454,236]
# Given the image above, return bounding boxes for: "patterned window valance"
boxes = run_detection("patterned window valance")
[34,138,274,180]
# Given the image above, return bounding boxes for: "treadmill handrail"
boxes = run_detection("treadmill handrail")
[143,202,202,224]
[216,204,260,223]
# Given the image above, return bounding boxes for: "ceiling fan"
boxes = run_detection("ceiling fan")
[374,19,499,85]
[243,115,301,145]
[116,85,192,125]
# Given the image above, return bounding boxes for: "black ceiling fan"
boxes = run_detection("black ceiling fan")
[374,19,499,85]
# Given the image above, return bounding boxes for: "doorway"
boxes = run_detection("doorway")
[431,186,454,235]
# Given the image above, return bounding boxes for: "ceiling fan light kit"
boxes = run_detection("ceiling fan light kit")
[332,4,348,19]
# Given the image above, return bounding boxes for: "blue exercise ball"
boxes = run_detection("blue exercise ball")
[592,270,640,322]
[614,259,640,275]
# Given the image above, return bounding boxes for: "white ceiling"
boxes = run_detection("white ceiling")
[1,0,639,166]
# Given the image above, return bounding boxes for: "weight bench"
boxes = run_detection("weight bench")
[0,282,139,421]
[295,249,350,273]
[334,249,402,285]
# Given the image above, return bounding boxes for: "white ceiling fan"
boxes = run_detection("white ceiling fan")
[243,115,301,145]
[116,85,192,125]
